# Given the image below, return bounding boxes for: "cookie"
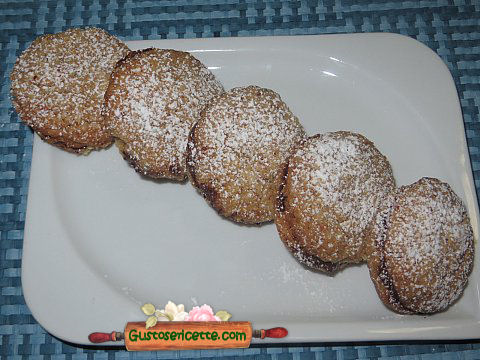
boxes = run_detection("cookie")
[10,27,130,154]
[104,48,224,180]
[366,177,474,314]
[275,132,396,274]
[186,86,306,224]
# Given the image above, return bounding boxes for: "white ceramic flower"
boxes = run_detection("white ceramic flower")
[155,301,188,321]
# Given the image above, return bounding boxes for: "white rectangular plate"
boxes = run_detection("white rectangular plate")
[21,33,480,345]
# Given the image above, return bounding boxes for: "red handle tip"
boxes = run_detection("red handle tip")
[88,332,116,343]
[264,327,288,338]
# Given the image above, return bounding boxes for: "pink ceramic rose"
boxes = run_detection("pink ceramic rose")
[184,305,221,321]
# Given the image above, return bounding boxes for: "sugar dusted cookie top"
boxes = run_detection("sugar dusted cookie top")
[275,131,396,274]
[104,48,224,180]
[187,85,306,224]
[10,27,130,153]
[367,177,474,314]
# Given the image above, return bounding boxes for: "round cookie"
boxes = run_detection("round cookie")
[10,27,130,154]
[104,48,224,180]
[275,131,396,274]
[186,86,306,224]
[366,177,474,314]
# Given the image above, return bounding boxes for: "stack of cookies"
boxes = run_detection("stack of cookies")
[10,27,475,316]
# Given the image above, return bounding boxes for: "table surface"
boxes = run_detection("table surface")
[1,0,480,359]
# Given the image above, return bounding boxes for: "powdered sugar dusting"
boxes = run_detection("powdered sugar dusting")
[282,132,395,266]
[187,86,305,223]
[10,27,129,150]
[384,177,474,313]
[105,48,224,179]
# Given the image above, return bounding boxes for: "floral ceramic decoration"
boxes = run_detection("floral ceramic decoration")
[142,301,232,328]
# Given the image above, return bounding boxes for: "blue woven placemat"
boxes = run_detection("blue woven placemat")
[1,0,480,359]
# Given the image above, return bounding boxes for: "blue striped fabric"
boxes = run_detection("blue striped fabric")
[1,0,480,359]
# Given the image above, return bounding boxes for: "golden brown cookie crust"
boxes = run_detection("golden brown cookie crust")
[367,177,474,314]
[186,86,306,224]
[276,160,344,274]
[365,194,413,314]
[10,27,130,154]
[275,132,396,274]
[104,48,224,180]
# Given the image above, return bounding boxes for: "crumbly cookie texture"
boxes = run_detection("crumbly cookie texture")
[104,48,224,180]
[367,177,474,314]
[275,131,396,274]
[10,27,130,154]
[187,85,306,224]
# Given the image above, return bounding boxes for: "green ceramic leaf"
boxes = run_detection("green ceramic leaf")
[145,315,157,329]
[141,303,155,316]
[215,310,232,321]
